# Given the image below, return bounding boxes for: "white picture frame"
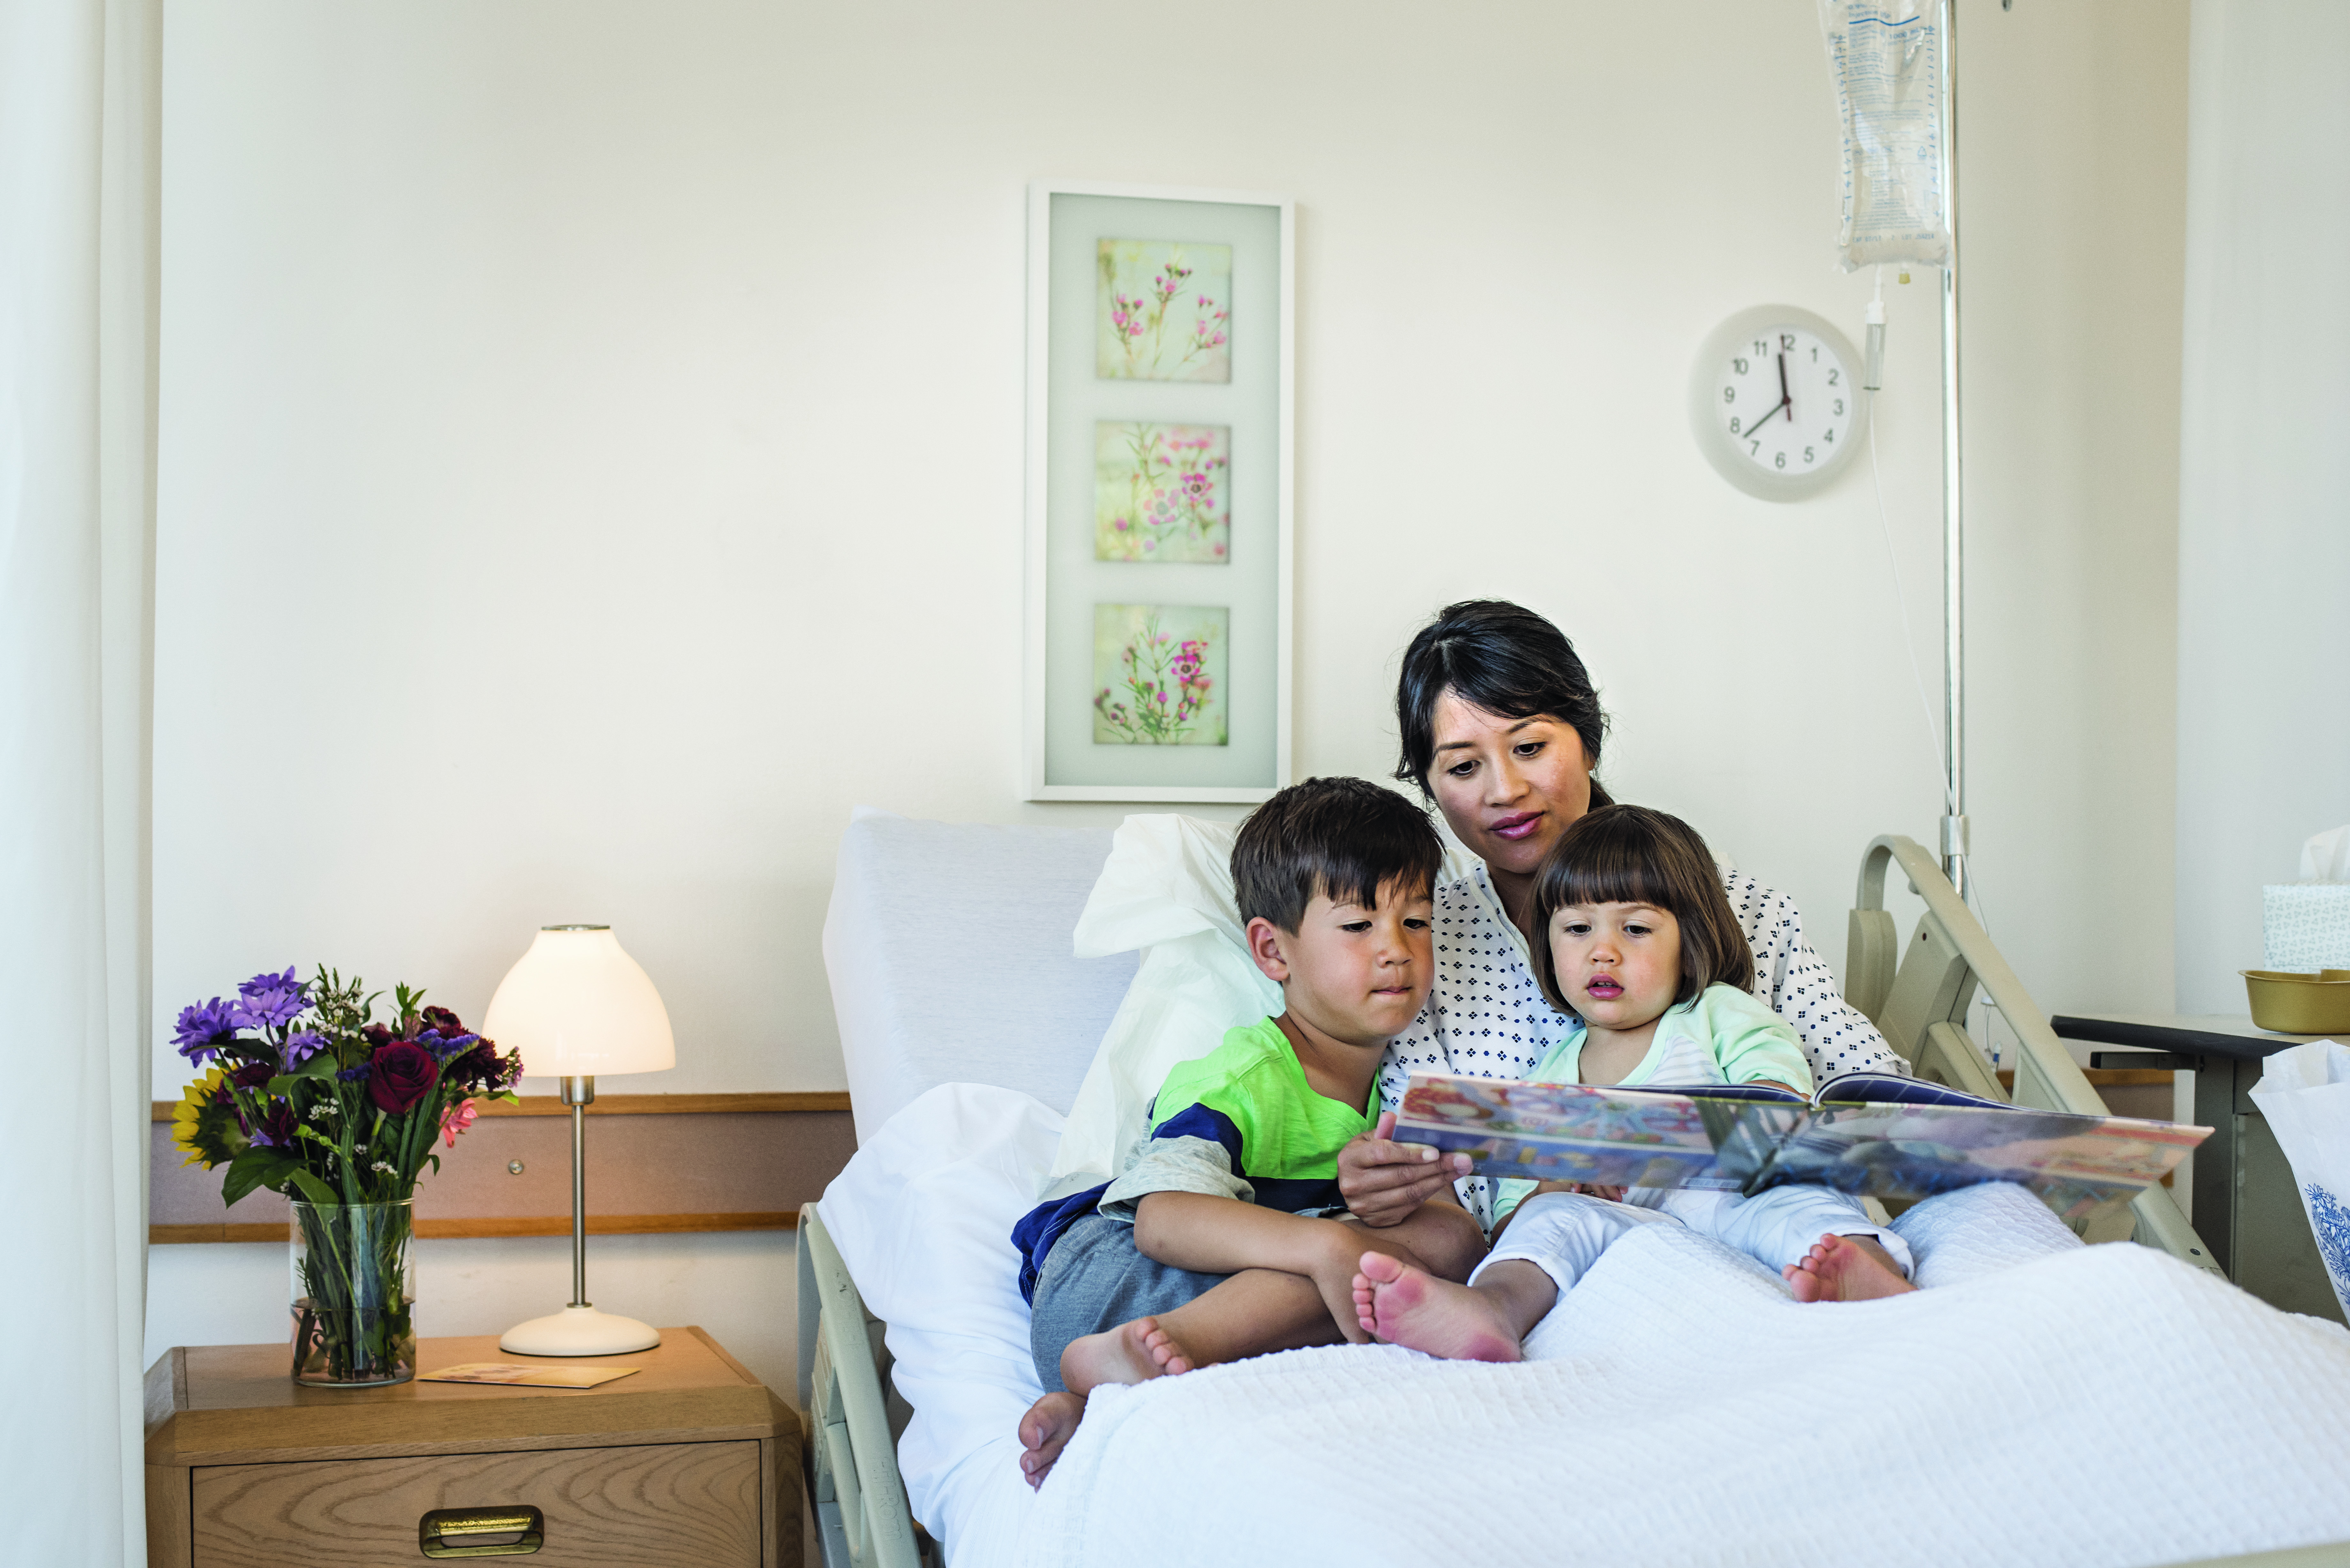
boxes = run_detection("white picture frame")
[1023,180,1294,803]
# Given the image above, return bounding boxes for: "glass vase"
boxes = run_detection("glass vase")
[289,1199,416,1387]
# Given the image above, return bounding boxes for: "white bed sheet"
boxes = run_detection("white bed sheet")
[823,1084,2350,1568]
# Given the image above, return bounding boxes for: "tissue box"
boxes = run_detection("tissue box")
[2264,885,2350,969]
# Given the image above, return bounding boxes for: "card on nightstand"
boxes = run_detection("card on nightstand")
[420,1360,643,1389]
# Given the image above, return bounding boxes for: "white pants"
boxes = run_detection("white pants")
[1887,1178,2083,1289]
[1470,1183,1914,1295]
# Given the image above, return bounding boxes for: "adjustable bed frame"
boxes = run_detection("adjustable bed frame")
[796,832,2333,1568]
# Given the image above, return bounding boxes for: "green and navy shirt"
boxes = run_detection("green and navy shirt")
[1011,1017,1376,1301]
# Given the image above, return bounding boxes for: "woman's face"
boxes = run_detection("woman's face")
[1425,690,1593,880]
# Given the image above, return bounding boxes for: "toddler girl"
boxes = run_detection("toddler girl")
[1353,804,1915,1362]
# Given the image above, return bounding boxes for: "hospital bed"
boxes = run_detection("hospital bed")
[799,815,2350,1568]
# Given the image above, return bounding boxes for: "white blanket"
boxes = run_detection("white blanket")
[1028,1232,2350,1568]
[822,1085,2350,1568]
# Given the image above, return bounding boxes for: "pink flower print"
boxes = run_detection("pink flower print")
[1098,612,1218,744]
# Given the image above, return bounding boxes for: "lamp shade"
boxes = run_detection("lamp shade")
[481,925,675,1078]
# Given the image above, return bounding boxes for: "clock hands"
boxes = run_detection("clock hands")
[1741,352,1793,438]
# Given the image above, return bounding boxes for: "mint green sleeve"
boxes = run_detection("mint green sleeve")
[1703,985,1815,1094]
[1492,1176,1537,1222]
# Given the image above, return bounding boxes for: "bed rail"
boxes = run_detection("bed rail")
[797,1202,923,1568]
[1847,835,2223,1275]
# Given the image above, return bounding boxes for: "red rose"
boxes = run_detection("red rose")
[368,1041,440,1114]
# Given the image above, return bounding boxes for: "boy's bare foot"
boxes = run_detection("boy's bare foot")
[1059,1315,1196,1397]
[1352,1251,1524,1363]
[1017,1391,1084,1489]
[1783,1233,1917,1302]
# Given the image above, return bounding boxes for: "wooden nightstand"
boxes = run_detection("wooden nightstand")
[144,1327,802,1568]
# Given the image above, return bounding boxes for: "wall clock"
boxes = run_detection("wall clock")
[1687,305,1869,501]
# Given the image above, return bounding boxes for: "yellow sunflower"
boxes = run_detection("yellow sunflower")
[170,1067,243,1169]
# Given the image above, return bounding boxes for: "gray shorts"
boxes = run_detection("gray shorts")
[1028,1212,1227,1394]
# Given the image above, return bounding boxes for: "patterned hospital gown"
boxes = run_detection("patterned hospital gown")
[1376,859,1908,1226]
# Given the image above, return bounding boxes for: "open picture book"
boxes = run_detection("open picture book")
[1393,1071,2210,1221]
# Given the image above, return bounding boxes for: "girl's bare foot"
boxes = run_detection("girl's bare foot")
[1784,1233,1916,1302]
[1017,1391,1084,1489]
[1059,1315,1196,1397]
[1353,1251,1524,1363]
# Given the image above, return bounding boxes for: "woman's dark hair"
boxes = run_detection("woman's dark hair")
[1393,600,1612,806]
[1231,776,1442,933]
[1526,805,1752,1015]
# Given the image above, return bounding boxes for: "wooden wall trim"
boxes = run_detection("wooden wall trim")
[151,1090,850,1122]
[150,1213,801,1245]
[1996,1067,2173,1088]
[150,1101,856,1245]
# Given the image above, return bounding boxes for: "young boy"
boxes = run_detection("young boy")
[1012,777,1488,1486]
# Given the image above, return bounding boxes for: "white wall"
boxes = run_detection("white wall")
[153,0,2189,1094]
[2174,0,2350,1013]
[147,0,2190,1353]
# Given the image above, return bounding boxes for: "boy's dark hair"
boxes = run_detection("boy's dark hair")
[1393,599,1613,808]
[1231,777,1443,933]
[1527,805,1753,1014]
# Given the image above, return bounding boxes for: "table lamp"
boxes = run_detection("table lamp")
[481,924,675,1356]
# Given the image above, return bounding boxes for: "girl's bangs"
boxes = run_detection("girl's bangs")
[1542,832,1679,916]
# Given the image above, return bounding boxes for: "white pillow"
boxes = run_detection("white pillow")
[1038,806,1489,1200]
[1039,815,1278,1198]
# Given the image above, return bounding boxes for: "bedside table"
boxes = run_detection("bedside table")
[144,1326,802,1568]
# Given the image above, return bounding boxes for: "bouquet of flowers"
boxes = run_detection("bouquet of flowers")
[169,965,523,1383]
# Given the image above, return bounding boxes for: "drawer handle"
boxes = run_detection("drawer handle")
[419,1506,544,1558]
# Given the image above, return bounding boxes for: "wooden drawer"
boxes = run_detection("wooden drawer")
[190,1439,763,1568]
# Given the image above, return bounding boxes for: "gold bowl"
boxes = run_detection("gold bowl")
[2242,969,2350,1035]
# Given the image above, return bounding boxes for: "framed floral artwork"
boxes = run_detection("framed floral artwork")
[1025,183,1292,802]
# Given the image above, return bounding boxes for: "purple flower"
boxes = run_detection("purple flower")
[231,1062,275,1089]
[231,967,308,1030]
[282,1030,328,1066]
[172,999,240,1064]
[337,1064,371,1083]
[418,1029,480,1060]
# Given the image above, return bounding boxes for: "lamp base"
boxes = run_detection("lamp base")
[499,1306,661,1357]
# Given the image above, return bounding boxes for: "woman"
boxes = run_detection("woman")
[1343,598,1903,1230]
[1337,600,2075,1285]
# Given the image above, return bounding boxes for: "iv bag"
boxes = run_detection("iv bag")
[1820,0,1951,271]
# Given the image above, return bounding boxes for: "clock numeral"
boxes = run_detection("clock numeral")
[1722,386,1736,403]
[1774,452,1787,469]
[1824,428,1835,443]
[1803,446,1815,464]
[1753,339,1768,357]
[1780,333,1795,351]
[1732,357,1748,374]
[1810,345,1819,362]
[1833,398,1845,415]
[1748,440,1761,456]
[1729,417,1741,434]
[1827,369,1840,385]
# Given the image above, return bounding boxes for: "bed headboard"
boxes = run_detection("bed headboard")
[822,810,1137,1142]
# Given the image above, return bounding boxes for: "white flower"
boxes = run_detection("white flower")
[371,1160,394,1174]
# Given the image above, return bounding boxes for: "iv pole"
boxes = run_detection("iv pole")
[1937,0,1968,898]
